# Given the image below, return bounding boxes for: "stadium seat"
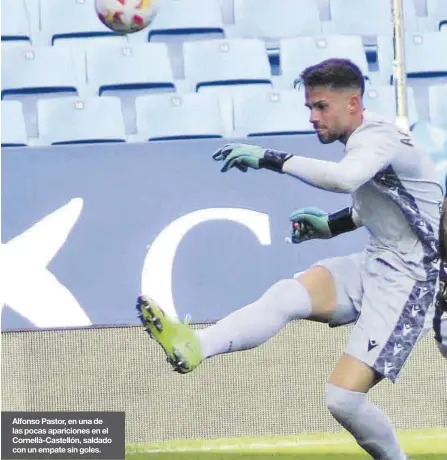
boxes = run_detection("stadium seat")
[405,32,447,77]
[183,39,272,92]
[1,45,78,98]
[378,32,447,82]
[40,0,117,45]
[429,84,447,129]
[427,0,447,31]
[135,92,225,141]
[85,42,175,95]
[233,90,314,137]
[363,86,418,126]
[147,0,224,41]
[232,0,321,42]
[1,0,31,42]
[326,0,418,37]
[376,35,394,84]
[37,96,126,145]
[1,100,28,146]
[280,35,369,87]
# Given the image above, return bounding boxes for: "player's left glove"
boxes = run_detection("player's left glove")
[289,207,332,244]
[212,143,292,173]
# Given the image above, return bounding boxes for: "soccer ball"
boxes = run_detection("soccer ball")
[95,0,160,34]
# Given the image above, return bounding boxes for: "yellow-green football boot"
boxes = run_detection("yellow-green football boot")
[136,295,204,374]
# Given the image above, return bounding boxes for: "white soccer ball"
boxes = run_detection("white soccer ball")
[95,0,160,34]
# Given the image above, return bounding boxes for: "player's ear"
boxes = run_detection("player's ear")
[348,93,362,114]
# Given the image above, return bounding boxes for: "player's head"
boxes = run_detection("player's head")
[300,58,365,144]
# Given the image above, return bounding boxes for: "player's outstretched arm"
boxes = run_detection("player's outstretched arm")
[289,206,362,244]
[212,136,396,194]
[212,143,292,173]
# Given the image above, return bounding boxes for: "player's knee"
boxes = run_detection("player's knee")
[325,383,364,420]
[263,279,311,320]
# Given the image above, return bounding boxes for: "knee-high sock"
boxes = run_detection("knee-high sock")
[195,279,312,358]
[326,384,407,460]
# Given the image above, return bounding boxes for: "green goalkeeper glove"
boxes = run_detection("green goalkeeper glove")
[212,143,292,173]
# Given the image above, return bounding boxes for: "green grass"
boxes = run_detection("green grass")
[127,455,446,460]
[126,429,447,459]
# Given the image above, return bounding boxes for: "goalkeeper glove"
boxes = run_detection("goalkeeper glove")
[289,207,357,244]
[212,143,292,173]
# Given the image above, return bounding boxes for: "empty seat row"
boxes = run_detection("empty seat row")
[3,0,444,46]
[3,85,437,147]
[2,34,446,101]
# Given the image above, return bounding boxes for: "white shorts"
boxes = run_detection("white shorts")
[302,252,437,382]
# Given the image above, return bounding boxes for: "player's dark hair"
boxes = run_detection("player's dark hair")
[299,58,365,96]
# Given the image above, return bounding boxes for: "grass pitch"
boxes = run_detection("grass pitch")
[126,428,447,459]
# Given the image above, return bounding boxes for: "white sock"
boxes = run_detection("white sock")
[195,279,312,358]
[326,384,407,460]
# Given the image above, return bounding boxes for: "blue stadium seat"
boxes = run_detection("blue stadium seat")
[326,0,418,36]
[427,0,447,31]
[1,45,78,98]
[429,84,447,129]
[378,32,447,82]
[280,35,369,87]
[147,0,224,41]
[1,0,31,42]
[40,0,116,45]
[183,39,272,92]
[405,32,447,77]
[37,96,126,145]
[233,90,314,136]
[363,86,418,126]
[232,0,321,42]
[135,92,225,141]
[1,100,28,146]
[85,42,175,95]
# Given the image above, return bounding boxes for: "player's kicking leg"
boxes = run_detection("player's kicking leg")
[136,261,341,374]
[137,252,411,460]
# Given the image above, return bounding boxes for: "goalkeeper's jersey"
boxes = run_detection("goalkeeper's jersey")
[438,176,447,310]
[348,111,443,281]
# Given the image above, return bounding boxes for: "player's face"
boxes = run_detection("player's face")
[305,86,358,144]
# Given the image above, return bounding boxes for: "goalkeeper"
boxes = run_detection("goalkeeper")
[137,59,443,460]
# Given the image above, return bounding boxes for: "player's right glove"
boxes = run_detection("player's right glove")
[289,207,331,244]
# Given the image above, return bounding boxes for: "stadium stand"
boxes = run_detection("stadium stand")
[135,92,225,140]
[426,0,447,31]
[1,45,79,98]
[363,86,419,126]
[1,0,32,43]
[147,0,224,42]
[230,0,321,44]
[40,0,116,45]
[377,31,447,83]
[1,100,28,146]
[405,32,447,78]
[183,38,272,92]
[85,42,175,96]
[233,90,314,137]
[36,96,126,145]
[1,0,447,143]
[324,0,418,37]
[428,84,447,129]
[280,35,369,87]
